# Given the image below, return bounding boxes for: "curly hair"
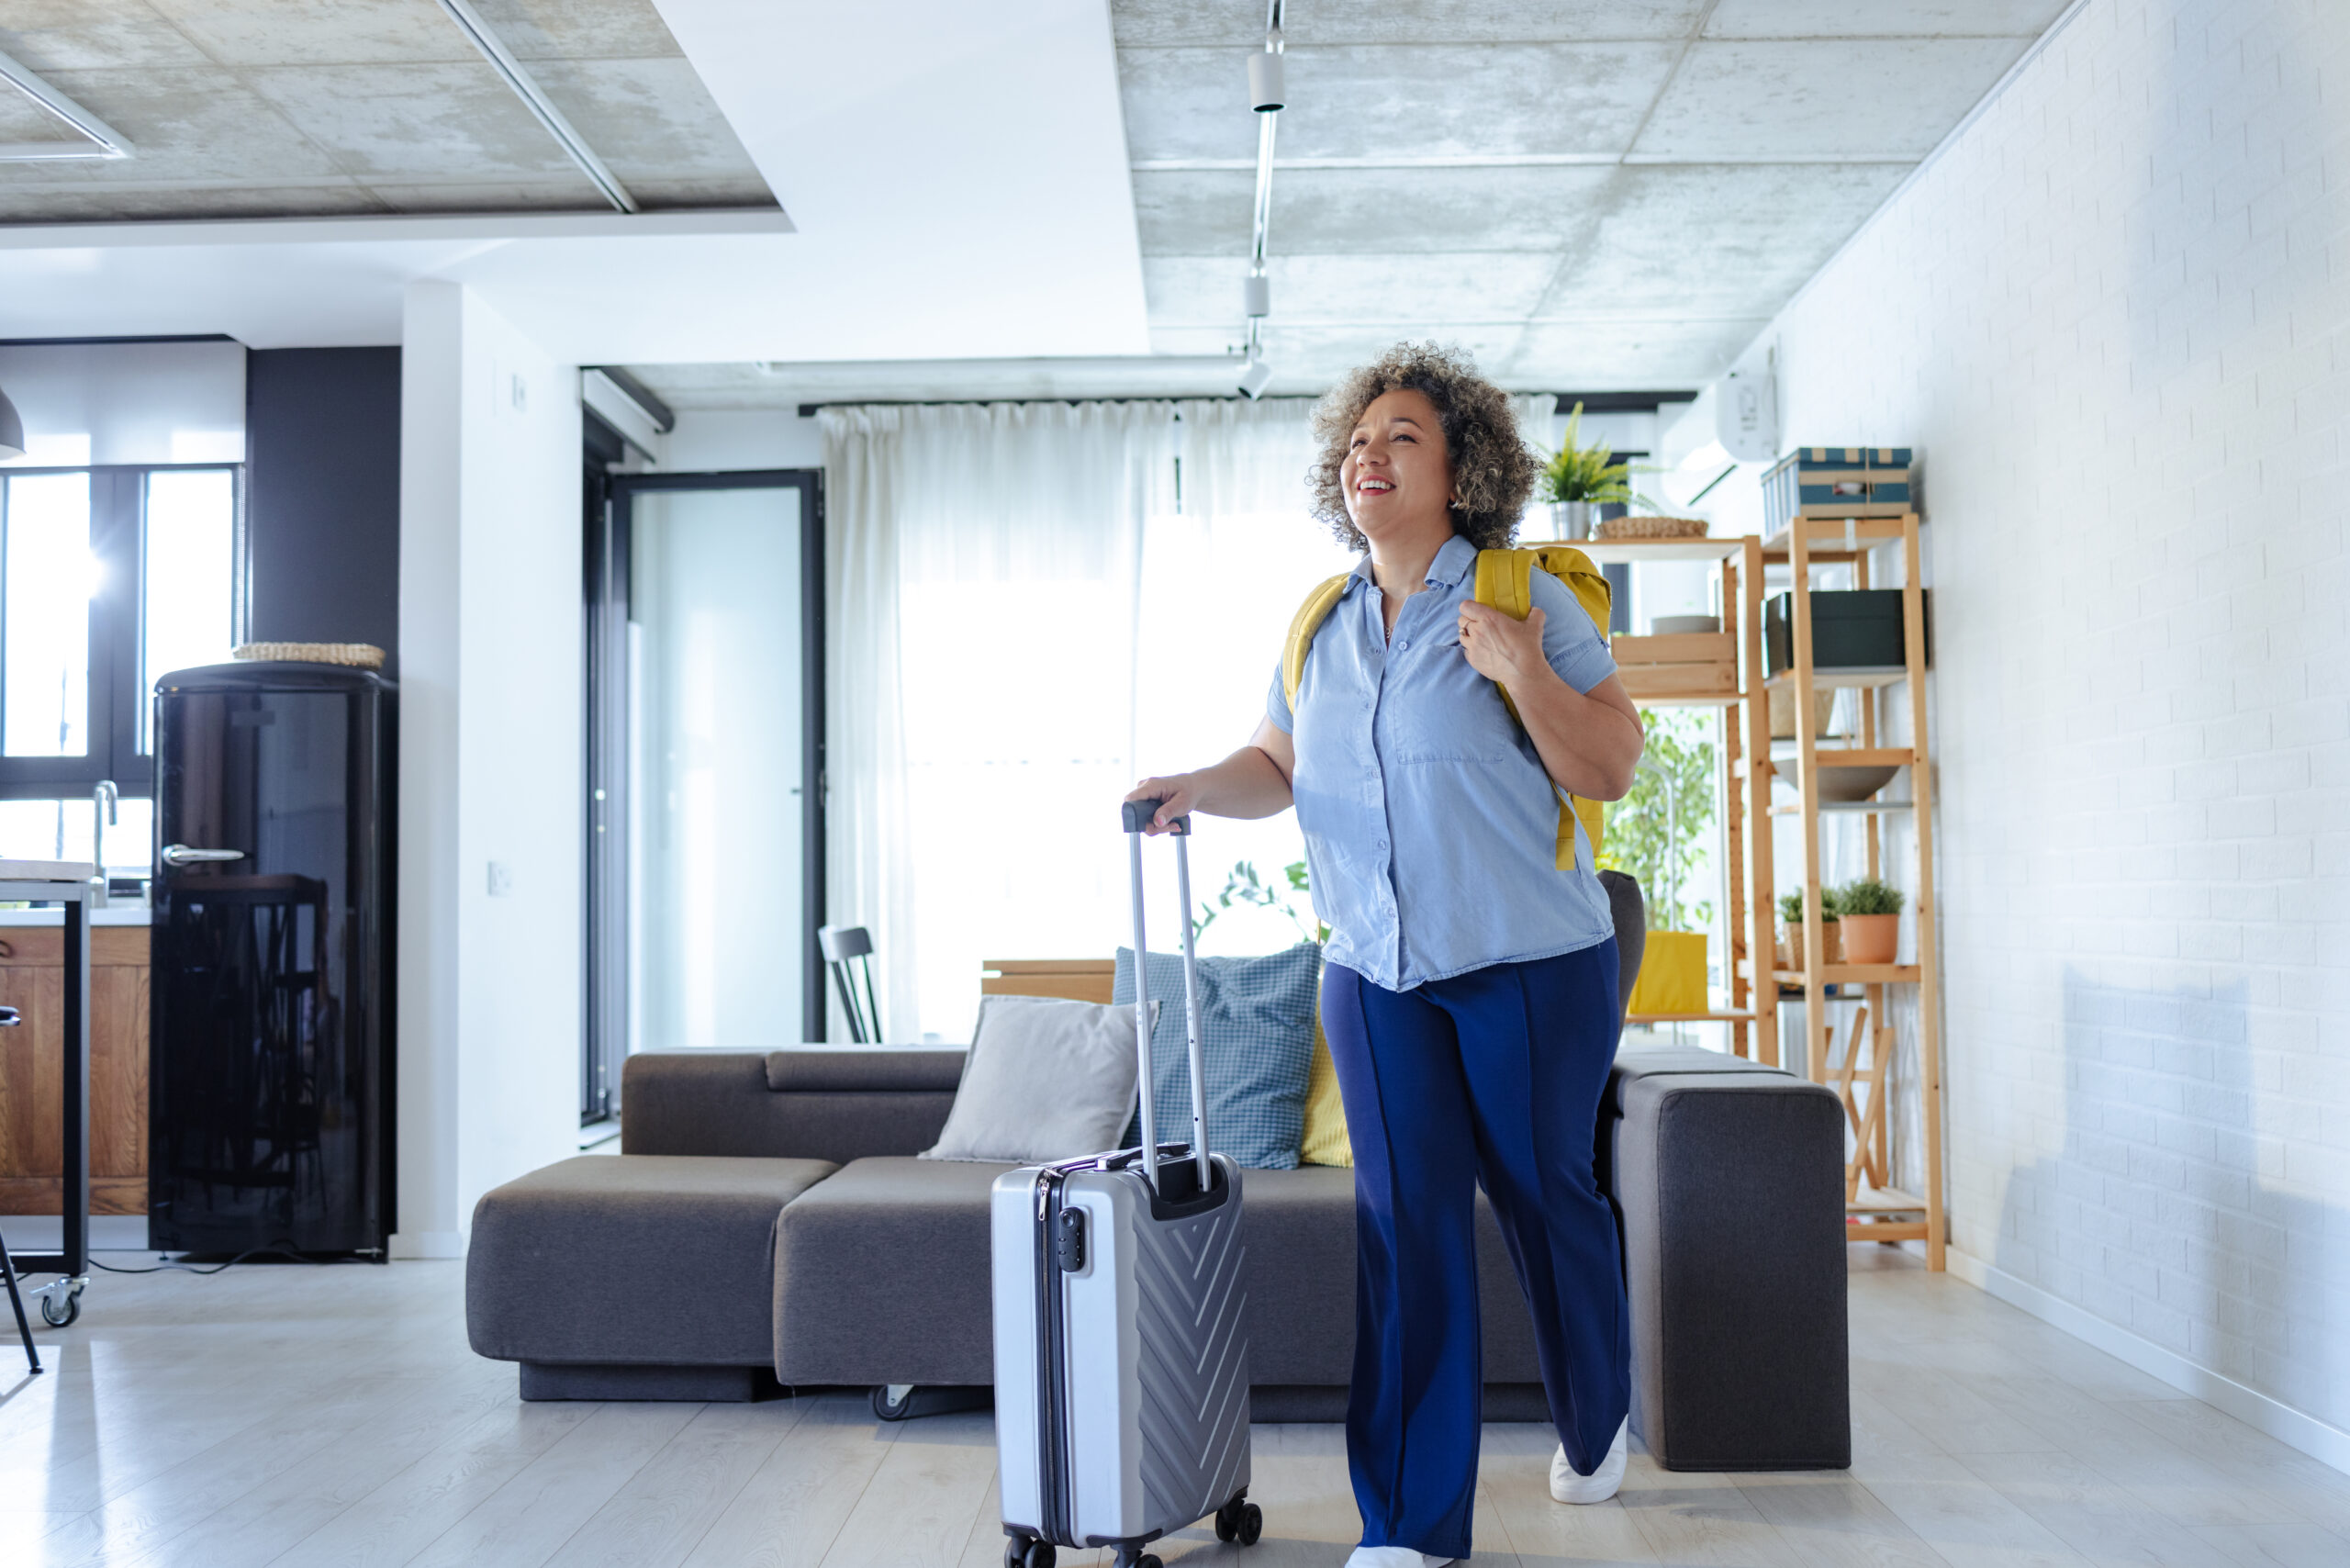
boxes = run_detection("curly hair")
[1306,342,1539,553]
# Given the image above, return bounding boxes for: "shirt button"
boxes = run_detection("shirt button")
[1397,639,1409,650]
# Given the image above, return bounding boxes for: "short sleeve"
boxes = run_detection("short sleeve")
[1264,659,1294,734]
[1528,568,1617,693]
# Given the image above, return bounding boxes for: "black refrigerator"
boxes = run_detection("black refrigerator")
[149,661,395,1256]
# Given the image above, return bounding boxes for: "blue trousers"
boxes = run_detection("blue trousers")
[1320,943,1630,1558]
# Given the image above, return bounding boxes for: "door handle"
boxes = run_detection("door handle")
[161,844,245,868]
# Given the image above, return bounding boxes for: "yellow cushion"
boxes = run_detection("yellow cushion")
[1298,985,1352,1167]
[1625,930,1708,1016]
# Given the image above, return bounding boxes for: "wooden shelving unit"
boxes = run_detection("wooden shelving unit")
[1577,535,1776,1063]
[1761,510,1947,1269]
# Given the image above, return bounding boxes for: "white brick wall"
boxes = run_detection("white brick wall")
[1748,0,2349,1435]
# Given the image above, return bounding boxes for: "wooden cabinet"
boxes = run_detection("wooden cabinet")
[0,925,150,1215]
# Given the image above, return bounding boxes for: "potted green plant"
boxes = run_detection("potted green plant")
[1779,886,1845,969]
[1836,877,1904,964]
[1535,401,1633,539]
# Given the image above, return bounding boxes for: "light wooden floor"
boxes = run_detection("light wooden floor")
[2,1249,2344,1567]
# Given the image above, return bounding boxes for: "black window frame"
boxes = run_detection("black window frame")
[581,466,826,1124]
[0,460,248,803]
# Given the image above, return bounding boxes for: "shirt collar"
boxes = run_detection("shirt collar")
[1345,533,1479,595]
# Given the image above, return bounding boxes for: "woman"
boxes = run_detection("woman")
[1126,343,1645,1568]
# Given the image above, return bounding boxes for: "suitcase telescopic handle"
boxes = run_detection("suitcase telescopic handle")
[1122,800,1214,1195]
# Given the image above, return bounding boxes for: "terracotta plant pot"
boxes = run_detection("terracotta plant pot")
[1841,913,1898,965]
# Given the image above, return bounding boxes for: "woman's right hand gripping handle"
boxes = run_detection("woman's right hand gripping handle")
[1124,720,1298,834]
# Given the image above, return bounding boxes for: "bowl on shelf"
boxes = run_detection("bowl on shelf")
[1649,613,1720,635]
[1813,763,1900,801]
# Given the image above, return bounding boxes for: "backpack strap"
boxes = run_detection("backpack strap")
[1281,572,1354,711]
[1472,546,1615,869]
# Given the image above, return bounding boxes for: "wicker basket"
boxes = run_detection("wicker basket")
[233,642,386,670]
[1594,514,1708,541]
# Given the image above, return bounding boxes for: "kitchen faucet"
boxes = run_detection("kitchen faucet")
[92,779,116,874]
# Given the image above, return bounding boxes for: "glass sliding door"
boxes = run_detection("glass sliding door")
[585,472,822,1104]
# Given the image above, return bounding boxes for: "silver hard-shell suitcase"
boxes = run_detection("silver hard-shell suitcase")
[990,801,1259,1568]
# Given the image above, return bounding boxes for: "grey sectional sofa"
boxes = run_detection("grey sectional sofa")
[467,1038,1852,1466]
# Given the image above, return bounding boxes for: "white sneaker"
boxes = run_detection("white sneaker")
[1343,1549,1453,1568]
[1550,1417,1629,1504]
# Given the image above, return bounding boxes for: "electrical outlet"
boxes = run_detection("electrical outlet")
[487,861,514,897]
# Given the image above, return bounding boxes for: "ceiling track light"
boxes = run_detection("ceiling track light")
[1239,1,1285,396]
[0,381,25,461]
[434,0,637,214]
[0,45,135,162]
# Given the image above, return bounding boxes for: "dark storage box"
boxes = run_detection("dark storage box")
[1764,589,1930,676]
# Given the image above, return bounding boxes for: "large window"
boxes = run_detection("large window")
[0,464,241,872]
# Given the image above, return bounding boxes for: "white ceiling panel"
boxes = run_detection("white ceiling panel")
[1122,42,1681,163]
[1634,37,2034,160]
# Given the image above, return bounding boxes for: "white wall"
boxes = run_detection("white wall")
[1746,0,2349,1464]
[665,407,823,472]
[395,280,584,1257]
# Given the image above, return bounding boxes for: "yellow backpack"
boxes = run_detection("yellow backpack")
[1281,545,1614,868]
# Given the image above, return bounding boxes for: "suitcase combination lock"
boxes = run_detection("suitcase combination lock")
[1054,1207,1086,1271]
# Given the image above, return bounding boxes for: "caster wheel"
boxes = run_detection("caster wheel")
[1004,1540,1022,1568]
[872,1385,912,1421]
[1136,1557,1161,1568]
[1214,1510,1237,1543]
[1236,1503,1261,1546]
[39,1290,78,1328]
[1023,1541,1055,1568]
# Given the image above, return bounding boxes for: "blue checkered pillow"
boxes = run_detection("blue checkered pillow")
[1113,942,1319,1170]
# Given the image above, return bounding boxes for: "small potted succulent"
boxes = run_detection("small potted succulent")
[1779,887,1844,969]
[1535,401,1633,539]
[1836,878,1904,965]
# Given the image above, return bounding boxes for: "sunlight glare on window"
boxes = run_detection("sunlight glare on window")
[143,468,236,750]
[3,472,94,758]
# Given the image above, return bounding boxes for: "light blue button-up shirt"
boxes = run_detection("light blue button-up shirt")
[1266,533,1620,991]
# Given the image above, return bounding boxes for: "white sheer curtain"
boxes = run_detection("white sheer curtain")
[822,401,1174,1041]
[821,391,1556,1040]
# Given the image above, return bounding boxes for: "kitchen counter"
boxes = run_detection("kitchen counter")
[0,905,151,925]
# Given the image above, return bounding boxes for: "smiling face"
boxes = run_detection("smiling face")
[1340,387,1456,544]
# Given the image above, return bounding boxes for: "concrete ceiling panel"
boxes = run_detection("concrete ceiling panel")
[1136,164,1625,257]
[519,55,764,181]
[1146,251,1562,328]
[0,87,89,145]
[241,60,577,177]
[358,175,618,211]
[0,2,214,71]
[142,0,474,68]
[1121,41,1680,162]
[1490,317,1762,386]
[1527,162,1909,313]
[1635,37,2032,159]
[1703,1,2074,39]
[1112,0,1710,49]
[468,0,686,61]
[0,180,387,222]
[0,66,350,185]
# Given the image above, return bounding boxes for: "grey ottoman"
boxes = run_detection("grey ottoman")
[468,1154,835,1401]
[1606,1047,1851,1470]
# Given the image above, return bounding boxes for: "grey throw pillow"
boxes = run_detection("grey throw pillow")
[921,994,1155,1164]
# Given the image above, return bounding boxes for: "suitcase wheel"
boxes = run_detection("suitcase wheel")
[1214,1498,1263,1546]
[1003,1536,1054,1568]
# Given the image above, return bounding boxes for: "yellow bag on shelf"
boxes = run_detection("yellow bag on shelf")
[1625,931,1707,1016]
